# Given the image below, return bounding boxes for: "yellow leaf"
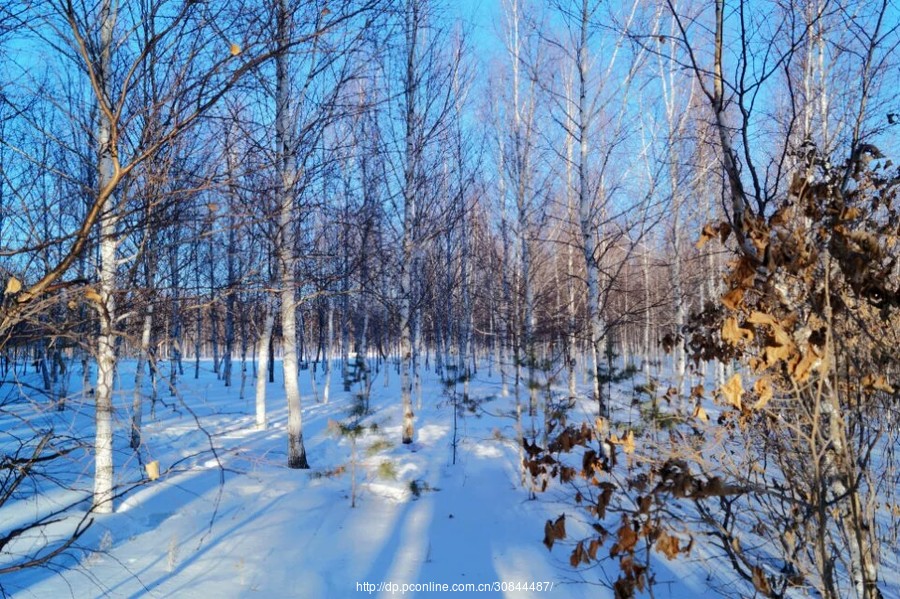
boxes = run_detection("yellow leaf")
[763,343,793,367]
[722,317,753,346]
[655,530,682,560]
[696,223,717,249]
[230,43,241,56]
[692,404,709,422]
[753,377,773,411]
[841,206,861,220]
[4,276,22,295]
[746,311,778,327]
[720,374,743,411]
[145,460,160,481]
[789,348,821,383]
[608,431,635,454]
[721,287,745,310]
[862,374,895,394]
[84,288,102,304]
[771,324,794,347]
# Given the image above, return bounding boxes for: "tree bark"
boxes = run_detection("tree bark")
[276,0,308,468]
[92,0,118,515]
[131,299,153,450]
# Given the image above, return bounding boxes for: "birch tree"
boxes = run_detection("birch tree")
[389,0,459,444]
[545,0,653,415]
[2,0,314,511]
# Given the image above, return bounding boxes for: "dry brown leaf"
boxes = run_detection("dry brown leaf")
[229,43,241,56]
[717,222,732,243]
[655,530,681,560]
[752,566,771,594]
[720,374,744,411]
[608,431,636,455]
[84,288,102,304]
[722,317,753,346]
[771,324,794,347]
[746,311,778,327]
[696,223,718,249]
[841,206,861,220]
[570,541,585,567]
[4,276,22,295]
[543,515,566,550]
[692,405,709,422]
[611,521,638,557]
[789,348,821,383]
[721,287,745,311]
[770,205,793,226]
[588,539,600,561]
[862,374,895,394]
[753,377,773,411]
[763,343,793,367]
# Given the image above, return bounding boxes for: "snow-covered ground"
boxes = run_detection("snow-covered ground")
[0,358,777,598]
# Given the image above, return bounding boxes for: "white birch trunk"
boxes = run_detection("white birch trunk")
[254,299,273,431]
[276,0,308,468]
[93,0,117,514]
[642,247,652,383]
[576,0,605,413]
[497,128,510,398]
[458,198,471,398]
[323,302,333,404]
[400,0,420,444]
[131,301,153,450]
[563,72,578,401]
[223,208,236,388]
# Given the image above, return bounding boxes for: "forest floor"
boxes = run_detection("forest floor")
[1,357,868,598]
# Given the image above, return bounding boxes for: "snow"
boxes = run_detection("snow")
[1,359,766,598]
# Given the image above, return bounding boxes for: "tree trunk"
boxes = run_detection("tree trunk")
[399,0,420,445]
[255,297,273,431]
[93,0,117,515]
[223,211,236,387]
[209,235,220,377]
[323,302,333,404]
[276,0,308,468]
[575,0,605,415]
[131,300,153,450]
